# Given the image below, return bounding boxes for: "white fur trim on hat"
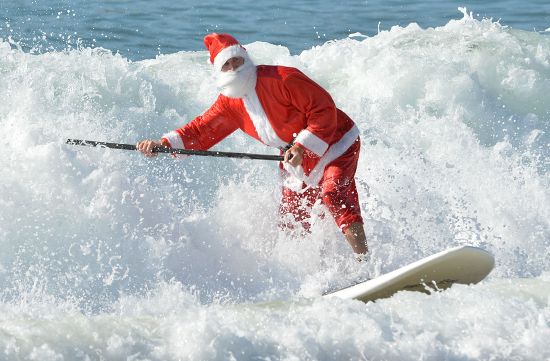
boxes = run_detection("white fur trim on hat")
[213,44,249,71]
[295,129,329,157]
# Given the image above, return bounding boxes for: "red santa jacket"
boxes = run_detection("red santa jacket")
[162,65,359,186]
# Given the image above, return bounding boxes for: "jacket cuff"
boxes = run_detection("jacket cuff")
[161,131,184,149]
[294,129,329,157]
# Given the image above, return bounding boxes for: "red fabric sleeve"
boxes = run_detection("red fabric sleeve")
[171,95,239,151]
[283,71,337,157]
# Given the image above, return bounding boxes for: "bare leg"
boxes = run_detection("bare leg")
[344,222,368,255]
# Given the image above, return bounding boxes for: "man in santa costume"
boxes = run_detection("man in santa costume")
[137,33,368,259]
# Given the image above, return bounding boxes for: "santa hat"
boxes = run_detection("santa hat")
[204,33,249,71]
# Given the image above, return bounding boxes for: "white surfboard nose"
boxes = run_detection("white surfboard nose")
[324,245,495,303]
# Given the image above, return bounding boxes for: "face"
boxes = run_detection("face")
[221,57,245,72]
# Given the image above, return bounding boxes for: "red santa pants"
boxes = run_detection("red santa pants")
[279,138,363,233]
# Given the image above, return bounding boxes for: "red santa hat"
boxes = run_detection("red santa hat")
[204,33,249,71]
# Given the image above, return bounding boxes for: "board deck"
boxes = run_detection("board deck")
[324,245,494,303]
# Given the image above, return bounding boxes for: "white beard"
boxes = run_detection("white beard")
[216,59,257,98]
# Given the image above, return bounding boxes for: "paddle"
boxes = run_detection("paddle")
[66,139,284,161]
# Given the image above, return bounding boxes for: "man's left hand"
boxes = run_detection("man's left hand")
[284,144,304,167]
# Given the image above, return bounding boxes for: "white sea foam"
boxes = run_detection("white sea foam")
[0,10,548,360]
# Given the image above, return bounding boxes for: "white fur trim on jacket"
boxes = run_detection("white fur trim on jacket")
[281,164,307,191]
[213,45,249,71]
[161,131,184,149]
[161,131,187,159]
[295,129,329,157]
[284,125,360,187]
[242,91,288,148]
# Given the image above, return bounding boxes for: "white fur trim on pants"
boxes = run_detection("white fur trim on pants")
[295,129,329,157]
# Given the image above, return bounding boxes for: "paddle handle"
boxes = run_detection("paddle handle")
[66,139,285,161]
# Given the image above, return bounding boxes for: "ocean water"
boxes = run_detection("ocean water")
[1,2,550,360]
[2,0,550,60]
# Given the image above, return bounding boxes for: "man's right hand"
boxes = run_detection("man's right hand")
[136,139,167,157]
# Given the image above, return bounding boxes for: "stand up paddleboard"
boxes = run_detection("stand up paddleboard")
[324,245,494,303]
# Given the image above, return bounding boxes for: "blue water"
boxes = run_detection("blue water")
[2,0,550,60]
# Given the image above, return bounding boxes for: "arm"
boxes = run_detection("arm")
[162,95,239,150]
[283,71,337,158]
[137,96,239,157]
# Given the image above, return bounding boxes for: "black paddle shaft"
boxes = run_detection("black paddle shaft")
[66,139,284,161]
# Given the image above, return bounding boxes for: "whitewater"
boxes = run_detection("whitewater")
[0,10,549,360]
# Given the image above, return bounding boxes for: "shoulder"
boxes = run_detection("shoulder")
[206,94,239,115]
[216,93,240,106]
[256,65,304,81]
